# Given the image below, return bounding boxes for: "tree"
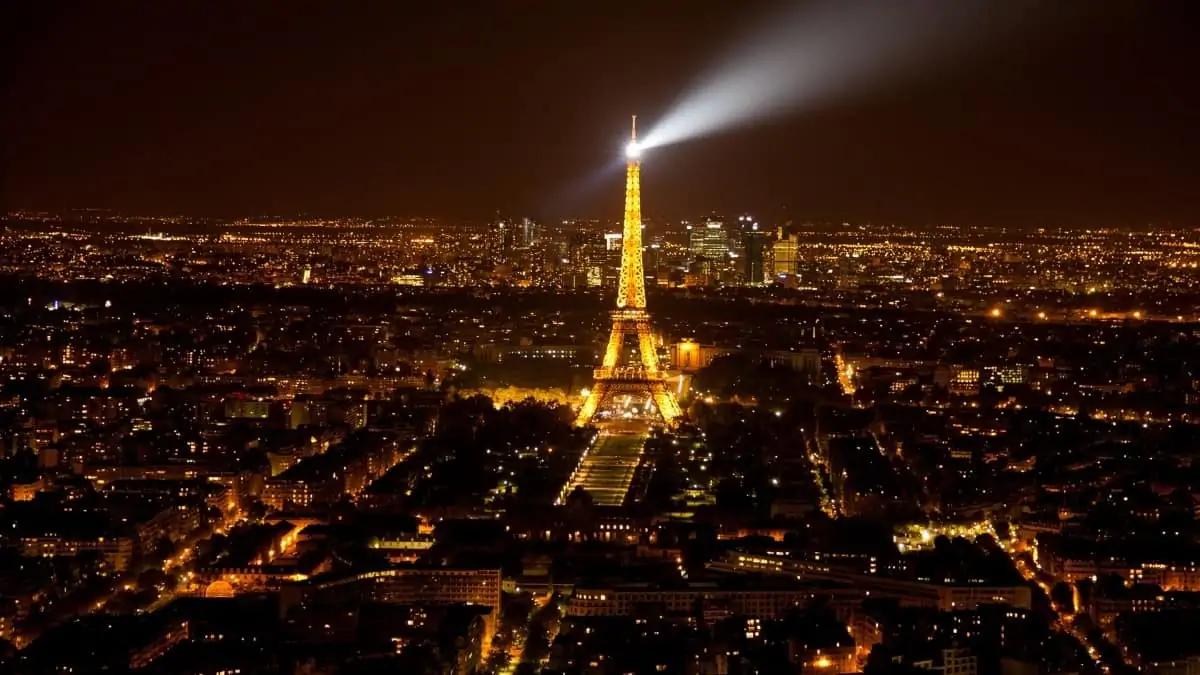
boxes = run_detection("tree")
[564,485,593,509]
[138,568,176,593]
[245,500,268,522]
[715,478,751,513]
[1050,581,1075,614]
[203,505,222,524]
[152,536,176,560]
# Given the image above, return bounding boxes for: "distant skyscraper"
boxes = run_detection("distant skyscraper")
[519,217,539,247]
[739,217,770,284]
[602,233,623,289]
[564,228,602,288]
[491,218,518,260]
[771,228,798,279]
[688,220,728,267]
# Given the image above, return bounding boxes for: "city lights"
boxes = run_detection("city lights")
[2,1,1194,671]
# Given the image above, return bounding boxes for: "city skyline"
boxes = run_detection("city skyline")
[4,1,1199,226]
[7,5,1200,670]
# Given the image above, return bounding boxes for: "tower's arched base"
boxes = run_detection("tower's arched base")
[575,377,681,427]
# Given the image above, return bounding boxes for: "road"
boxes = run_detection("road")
[802,430,839,517]
[137,507,248,614]
[494,592,555,675]
[999,532,1129,673]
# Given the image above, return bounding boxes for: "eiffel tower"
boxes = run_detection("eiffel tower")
[575,117,682,427]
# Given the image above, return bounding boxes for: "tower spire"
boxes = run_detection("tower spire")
[631,114,637,141]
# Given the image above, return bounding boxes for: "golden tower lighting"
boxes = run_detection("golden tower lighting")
[575,116,683,427]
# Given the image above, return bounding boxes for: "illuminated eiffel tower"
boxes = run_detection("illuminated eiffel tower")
[575,117,682,427]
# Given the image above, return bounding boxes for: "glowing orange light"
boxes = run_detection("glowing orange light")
[575,116,680,426]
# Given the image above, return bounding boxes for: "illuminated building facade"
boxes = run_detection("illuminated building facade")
[772,229,798,278]
[283,567,502,634]
[689,220,729,266]
[741,218,771,284]
[669,340,820,376]
[9,477,43,501]
[575,118,681,426]
[568,585,822,618]
[21,534,136,572]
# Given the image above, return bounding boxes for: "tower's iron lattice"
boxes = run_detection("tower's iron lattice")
[575,117,682,426]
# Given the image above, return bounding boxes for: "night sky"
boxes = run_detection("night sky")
[3,1,1198,226]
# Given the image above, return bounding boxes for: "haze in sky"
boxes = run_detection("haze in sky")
[3,0,1198,226]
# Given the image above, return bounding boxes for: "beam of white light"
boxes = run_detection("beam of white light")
[640,0,1054,151]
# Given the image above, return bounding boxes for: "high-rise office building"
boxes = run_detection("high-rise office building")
[518,217,540,247]
[491,219,517,262]
[602,232,623,289]
[772,228,798,279]
[739,217,771,285]
[688,220,728,267]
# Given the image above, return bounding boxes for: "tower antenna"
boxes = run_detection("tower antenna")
[631,115,637,141]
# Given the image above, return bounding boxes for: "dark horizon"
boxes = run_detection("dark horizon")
[3,1,1199,227]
